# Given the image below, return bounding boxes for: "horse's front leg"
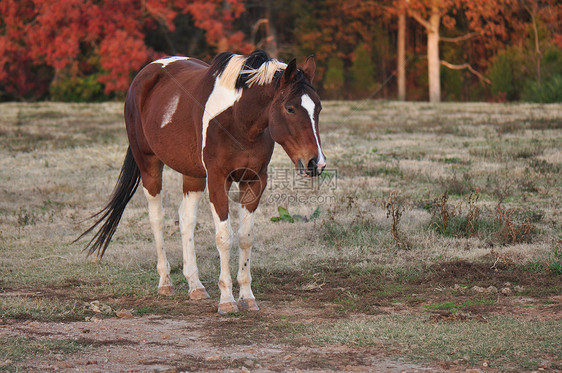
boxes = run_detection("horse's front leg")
[237,177,266,311]
[208,175,238,315]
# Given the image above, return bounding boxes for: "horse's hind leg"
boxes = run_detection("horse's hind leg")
[179,176,209,300]
[139,158,174,296]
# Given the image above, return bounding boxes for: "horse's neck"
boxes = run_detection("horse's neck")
[233,85,275,141]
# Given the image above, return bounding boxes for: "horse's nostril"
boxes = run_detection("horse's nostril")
[307,158,319,176]
[307,158,317,171]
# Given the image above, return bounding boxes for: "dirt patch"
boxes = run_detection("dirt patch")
[0,303,442,372]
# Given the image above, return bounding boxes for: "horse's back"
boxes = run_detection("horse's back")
[125,57,211,178]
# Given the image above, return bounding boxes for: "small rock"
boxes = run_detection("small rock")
[205,355,220,361]
[514,285,524,292]
[472,286,486,293]
[241,367,251,373]
[486,286,498,294]
[501,287,512,296]
[503,282,512,287]
[453,284,466,293]
[116,310,133,319]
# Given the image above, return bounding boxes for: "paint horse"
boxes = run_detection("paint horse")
[77,50,326,314]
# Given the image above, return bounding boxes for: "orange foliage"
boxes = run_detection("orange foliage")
[0,0,248,97]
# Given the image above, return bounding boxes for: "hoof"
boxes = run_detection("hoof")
[158,285,175,296]
[218,301,239,315]
[238,298,260,311]
[189,288,210,300]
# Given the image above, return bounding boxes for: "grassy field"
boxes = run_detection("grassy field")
[0,101,561,371]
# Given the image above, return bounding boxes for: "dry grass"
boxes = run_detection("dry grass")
[308,314,561,370]
[0,101,561,371]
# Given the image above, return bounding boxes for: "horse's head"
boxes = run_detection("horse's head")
[269,56,326,177]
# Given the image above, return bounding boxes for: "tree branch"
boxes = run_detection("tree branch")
[440,60,491,84]
[407,9,431,30]
[440,32,480,43]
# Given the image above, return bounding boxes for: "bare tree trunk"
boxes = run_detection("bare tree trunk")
[427,6,440,102]
[408,0,441,102]
[397,8,406,101]
[530,9,541,82]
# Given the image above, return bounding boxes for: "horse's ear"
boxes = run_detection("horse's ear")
[301,54,316,82]
[281,58,297,87]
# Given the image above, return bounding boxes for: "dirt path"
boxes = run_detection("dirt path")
[1,300,443,372]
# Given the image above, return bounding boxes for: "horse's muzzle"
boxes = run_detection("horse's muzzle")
[298,158,326,177]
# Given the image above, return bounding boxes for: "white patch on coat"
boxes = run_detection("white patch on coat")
[151,56,190,68]
[178,191,204,292]
[210,202,235,304]
[160,94,180,128]
[201,77,242,167]
[301,94,326,167]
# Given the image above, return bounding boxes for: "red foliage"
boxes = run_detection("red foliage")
[0,0,248,98]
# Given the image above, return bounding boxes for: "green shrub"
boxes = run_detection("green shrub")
[350,44,376,97]
[488,47,528,101]
[522,74,562,103]
[50,74,108,102]
[323,57,345,98]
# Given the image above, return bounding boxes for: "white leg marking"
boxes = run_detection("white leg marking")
[301,94,326,168]
[237,205,255,301]
[161,94,180,128]
[178,191,204,292]
[151,56,190,67]
[210,203,235,305]
[143,187,172,290]
[201,77,242,167]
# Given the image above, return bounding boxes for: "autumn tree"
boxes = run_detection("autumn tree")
[0,0,249,100]
[405,0,516,102]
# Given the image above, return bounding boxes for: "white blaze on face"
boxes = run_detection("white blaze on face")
[300,94,326,168]
[201,76,242,167]
[161,94,180,128]
[151,56,190,68]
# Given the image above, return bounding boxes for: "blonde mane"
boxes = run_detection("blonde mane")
[218,54,287,90]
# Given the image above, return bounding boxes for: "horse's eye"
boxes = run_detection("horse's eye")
[286,106,295,114]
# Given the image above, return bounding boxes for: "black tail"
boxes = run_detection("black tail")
[74,147,141,258]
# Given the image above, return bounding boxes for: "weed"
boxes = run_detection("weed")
[494,203,536,245]
[465,191,481,237]
[429,192,460,236]
[270,206,321,223]
[439,171,474,196]
[16,208,37,227]
[383,193,411,249]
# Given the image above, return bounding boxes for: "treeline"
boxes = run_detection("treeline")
[1,0,560,102]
